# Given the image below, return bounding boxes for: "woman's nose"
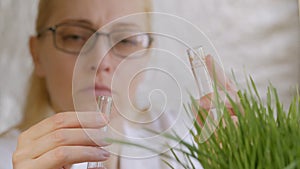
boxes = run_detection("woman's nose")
[89,36,115,75]
[91,52,114,83]
[97,52,113,73]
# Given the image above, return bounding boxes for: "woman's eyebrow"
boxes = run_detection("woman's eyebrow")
[57,20,141,31]
[58,19,94,26]
[110,22,140,30]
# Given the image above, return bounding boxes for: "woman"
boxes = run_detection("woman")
[10,0,160,168]
[1,0,237,168]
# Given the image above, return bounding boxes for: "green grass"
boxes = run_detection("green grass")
[110,77,300,169]
[162,78,300,169]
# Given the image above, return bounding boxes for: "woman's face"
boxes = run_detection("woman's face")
[31,0,151,112]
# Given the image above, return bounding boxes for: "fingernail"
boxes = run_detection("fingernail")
[102,150,110,158]
[199,101,205,108]
[99,114,109,124]
[104,114,110,122]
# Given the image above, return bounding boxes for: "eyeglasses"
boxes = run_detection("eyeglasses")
[37,23,153,58]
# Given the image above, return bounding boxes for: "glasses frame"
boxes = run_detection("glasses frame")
[37,22,153,58]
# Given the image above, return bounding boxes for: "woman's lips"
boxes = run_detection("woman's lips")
[79,85,112,97]
[94,88,112,96]
[94,85,112,96]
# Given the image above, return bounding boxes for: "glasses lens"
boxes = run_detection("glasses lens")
[111,32,151,58]
[55,25,94,54]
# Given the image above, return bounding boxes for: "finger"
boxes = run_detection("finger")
[194,93,213,126]
[27,128,111,159]
[231,115,239,126]
[198,93,213,110]
[21,112,109,143]
[205,55,236,91]
[34,146,110,169]
[221,115,239,128]
[198,91,237,115]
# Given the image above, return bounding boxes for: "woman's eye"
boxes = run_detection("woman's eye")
[63,34,85,41]
[120,38,137,45]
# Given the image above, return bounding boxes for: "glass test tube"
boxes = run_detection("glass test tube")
[87,96,112,169]
[187,46,213,97]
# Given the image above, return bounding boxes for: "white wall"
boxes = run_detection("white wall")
[0,0,38,133]
[152,0,299,101]
[0,0,299,133]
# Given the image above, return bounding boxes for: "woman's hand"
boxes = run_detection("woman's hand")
[13,111,111,169]
[196,55,239,127]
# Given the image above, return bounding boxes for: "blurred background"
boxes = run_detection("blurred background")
[0,0,299,134]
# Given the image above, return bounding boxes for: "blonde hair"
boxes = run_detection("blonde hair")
[18,75,50,130]
[145,0,153,14]
[35,0,52,33]
[36,0,153,32]
[18,0,153,131]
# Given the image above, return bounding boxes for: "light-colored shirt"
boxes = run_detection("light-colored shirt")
[0,129,19,169]
[0,108,200,169]
[0,129,172,169]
